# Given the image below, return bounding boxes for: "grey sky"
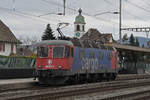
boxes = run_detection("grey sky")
[0,0,150,40]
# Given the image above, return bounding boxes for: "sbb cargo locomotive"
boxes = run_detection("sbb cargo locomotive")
[35,40,118,84]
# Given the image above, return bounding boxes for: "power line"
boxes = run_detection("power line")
[102,0,150,24]
[41,0,125,26]
[2,0,147,32]
[0,6,58,26]
[123,10,149,22]
[126,0,150,14]
[103,0,116,6]
[41,0,77,12]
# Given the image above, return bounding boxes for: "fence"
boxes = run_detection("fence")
[119,62,150,74]
[0,57,35,68]
[0,56,36,78]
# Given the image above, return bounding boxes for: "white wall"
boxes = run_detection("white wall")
[0,43,17,56]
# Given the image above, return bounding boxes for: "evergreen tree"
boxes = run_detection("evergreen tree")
[129,34,135,46]
[42,24,56,40]
[122,33,128,42]
[135,38,140,47]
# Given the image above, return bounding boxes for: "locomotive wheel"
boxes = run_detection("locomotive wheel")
[112,73,117,80]
[96,74,103,82]
[38,76,69,85]
[95,74,101,82]
[87,74,96,83]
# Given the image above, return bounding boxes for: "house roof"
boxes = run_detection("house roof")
[0,20,19,43]
[80,28,113,43]
[105,43,150,53]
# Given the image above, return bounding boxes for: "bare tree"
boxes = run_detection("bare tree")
[18,35,40,45]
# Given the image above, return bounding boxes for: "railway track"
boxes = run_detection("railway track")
[1,74,150,100]
[1,74,150,92]
[1,78,150,100]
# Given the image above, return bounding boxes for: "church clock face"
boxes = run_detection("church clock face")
[76,32,80,37]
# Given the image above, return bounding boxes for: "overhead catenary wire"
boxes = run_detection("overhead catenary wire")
[126,0,150,14]
[102,0,150,24]
[41,0,77,12]
[0,6,73,37]
[103,0,114,5]
[0,6,58,27]
[40,0,127,27]
[2,0,150,35]
[101,0,150,38]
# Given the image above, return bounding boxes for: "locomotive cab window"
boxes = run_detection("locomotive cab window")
[71,48,74,57]
[53,46,64,58]
[65,46,70,58]
[37,47,49,57]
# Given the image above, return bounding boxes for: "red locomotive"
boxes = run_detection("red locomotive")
[35,40,118,84]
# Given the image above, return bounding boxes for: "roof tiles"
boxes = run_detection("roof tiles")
[0,20,19,43]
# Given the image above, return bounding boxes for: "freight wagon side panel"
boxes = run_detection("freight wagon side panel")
[72,47,113,72]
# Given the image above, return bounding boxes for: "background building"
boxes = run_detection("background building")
[81,28,113,44]
[0,19,19,56]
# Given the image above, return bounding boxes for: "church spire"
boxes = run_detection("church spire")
[78,8,82,15]
[74,8,86,38]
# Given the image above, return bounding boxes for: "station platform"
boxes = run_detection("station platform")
[0,68,35,79]
[0,78,37,85]
[0,78,37,91]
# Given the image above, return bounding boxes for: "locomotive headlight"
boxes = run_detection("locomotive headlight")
[39,65,42,68]
[57,66,62,69]
[45,65,49,68]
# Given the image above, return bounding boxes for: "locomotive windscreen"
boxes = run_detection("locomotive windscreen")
[37,47,49,57]
[53,47,64,58]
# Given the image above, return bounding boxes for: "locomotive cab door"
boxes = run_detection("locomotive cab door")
[64,46,74,69]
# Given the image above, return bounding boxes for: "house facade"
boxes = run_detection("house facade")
[0,20,19,56]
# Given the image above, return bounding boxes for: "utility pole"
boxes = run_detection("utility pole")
[63,0,66,15]
[119,0,122,44]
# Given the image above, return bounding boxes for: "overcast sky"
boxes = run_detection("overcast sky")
[0,0,150,41]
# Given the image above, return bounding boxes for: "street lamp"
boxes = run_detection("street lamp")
[94,11,120,42]
[94,11,119,16]
[38,12,63,17]
[94,10,122,44]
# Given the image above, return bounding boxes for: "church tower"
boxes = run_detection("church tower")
[74,8,86,38]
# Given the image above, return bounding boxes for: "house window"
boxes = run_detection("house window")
[0,42,5,52]
[11,44,14,53]
[77,25,80,31]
